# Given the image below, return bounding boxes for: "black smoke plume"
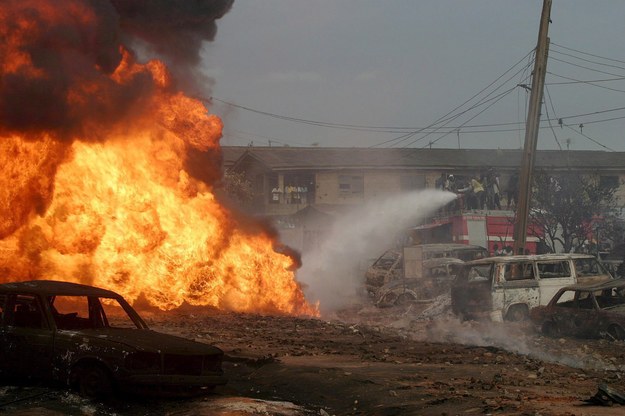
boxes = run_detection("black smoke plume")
[0,0,233,138]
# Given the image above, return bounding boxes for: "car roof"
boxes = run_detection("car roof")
[463,253,598,266]
[559,279,625,292]
[0,280,121,298]
[415,243,487,252]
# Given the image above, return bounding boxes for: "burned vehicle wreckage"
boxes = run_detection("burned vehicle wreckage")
[375,257,464,307]
[451,254,613,322]
[0,280,226,398]
[531,279,625,341]
[365,243,488,306]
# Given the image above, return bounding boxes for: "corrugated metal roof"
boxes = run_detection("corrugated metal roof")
[223,146,625,171]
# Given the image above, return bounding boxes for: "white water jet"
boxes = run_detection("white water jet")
[297,189,456,313]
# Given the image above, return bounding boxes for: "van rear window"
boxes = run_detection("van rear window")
[537,261,571,278]
[574,258,607,277]
[504,262,534,280]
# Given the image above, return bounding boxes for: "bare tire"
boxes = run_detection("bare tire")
[608,325,625,341]
[505,305,529,322]
[74,365,114,399]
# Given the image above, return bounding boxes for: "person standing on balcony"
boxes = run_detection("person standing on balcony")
[506,172,519,209]
[487,170,502,210]
[471,175,485,210]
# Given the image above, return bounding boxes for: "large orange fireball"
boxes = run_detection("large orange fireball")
[0,1,318,316]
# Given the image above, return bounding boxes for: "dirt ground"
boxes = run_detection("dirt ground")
[2,295,625,415]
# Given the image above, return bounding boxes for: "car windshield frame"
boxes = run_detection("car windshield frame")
[47,294,148,330]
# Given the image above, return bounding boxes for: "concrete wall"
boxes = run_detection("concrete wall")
[315,170,431,204]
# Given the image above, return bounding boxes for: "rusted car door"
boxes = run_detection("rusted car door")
[498,262,540,318]
[549,290,600,337]
[2,294,55,380]
[551,292,600,338]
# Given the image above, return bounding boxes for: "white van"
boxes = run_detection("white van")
[450,254,613,322]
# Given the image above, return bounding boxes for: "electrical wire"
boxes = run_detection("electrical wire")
[213,91,625,134]
[563,124,616,152]
[551,49,625,73]
[543,85,563,150]
[393,84,526,148]
[411,86,519,148]
[551,42,625,66]
[379,52,535,148]
[546,72,625,93]
[546,75,625,86]
[202,42,625,149]
[549,56,625,78]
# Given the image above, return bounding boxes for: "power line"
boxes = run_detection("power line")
[393,85,524,148]
[546,75,625,86]
[551,48,625,73]
[551,42,625,66]
[201,42,625,149]
[413,86,518,148]
[546,72,625,93]
[543,85,563,150]
[379,52,535,148]
[549,56,625,78]
[211,92,625,133]
[563,123,616,152]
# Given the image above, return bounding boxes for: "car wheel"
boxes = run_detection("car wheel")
[541,321,559,337]
[74,365,114,399]
[505,305,529,322]
[395,293,416,306]
[608,325,625,341]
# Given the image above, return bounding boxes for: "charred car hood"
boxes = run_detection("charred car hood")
[605,304,625,315]
[62,328,222,356]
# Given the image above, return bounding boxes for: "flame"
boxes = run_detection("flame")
[0,42,318,316]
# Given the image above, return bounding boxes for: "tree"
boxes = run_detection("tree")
[528,172,622,253]
[220,169,254,205]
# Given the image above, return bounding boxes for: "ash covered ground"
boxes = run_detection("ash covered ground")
[2,295,625,415]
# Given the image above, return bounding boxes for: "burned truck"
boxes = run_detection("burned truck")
[365,243,488,306]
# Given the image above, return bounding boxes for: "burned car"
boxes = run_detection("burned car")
[531,279,625,340]
[0,280,226,397]
[364,249,402,295]
[375,257,464,307]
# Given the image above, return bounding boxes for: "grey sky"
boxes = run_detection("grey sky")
[200,1,625,151]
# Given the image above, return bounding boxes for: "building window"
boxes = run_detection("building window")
[339,175,364,195]
[272,173,314,205]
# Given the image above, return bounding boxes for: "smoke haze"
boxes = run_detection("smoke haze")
[297,189,456,313]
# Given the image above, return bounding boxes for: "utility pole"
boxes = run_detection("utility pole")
[513,0,551,255]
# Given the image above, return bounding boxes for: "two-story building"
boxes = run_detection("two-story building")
[223,146,625,254]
